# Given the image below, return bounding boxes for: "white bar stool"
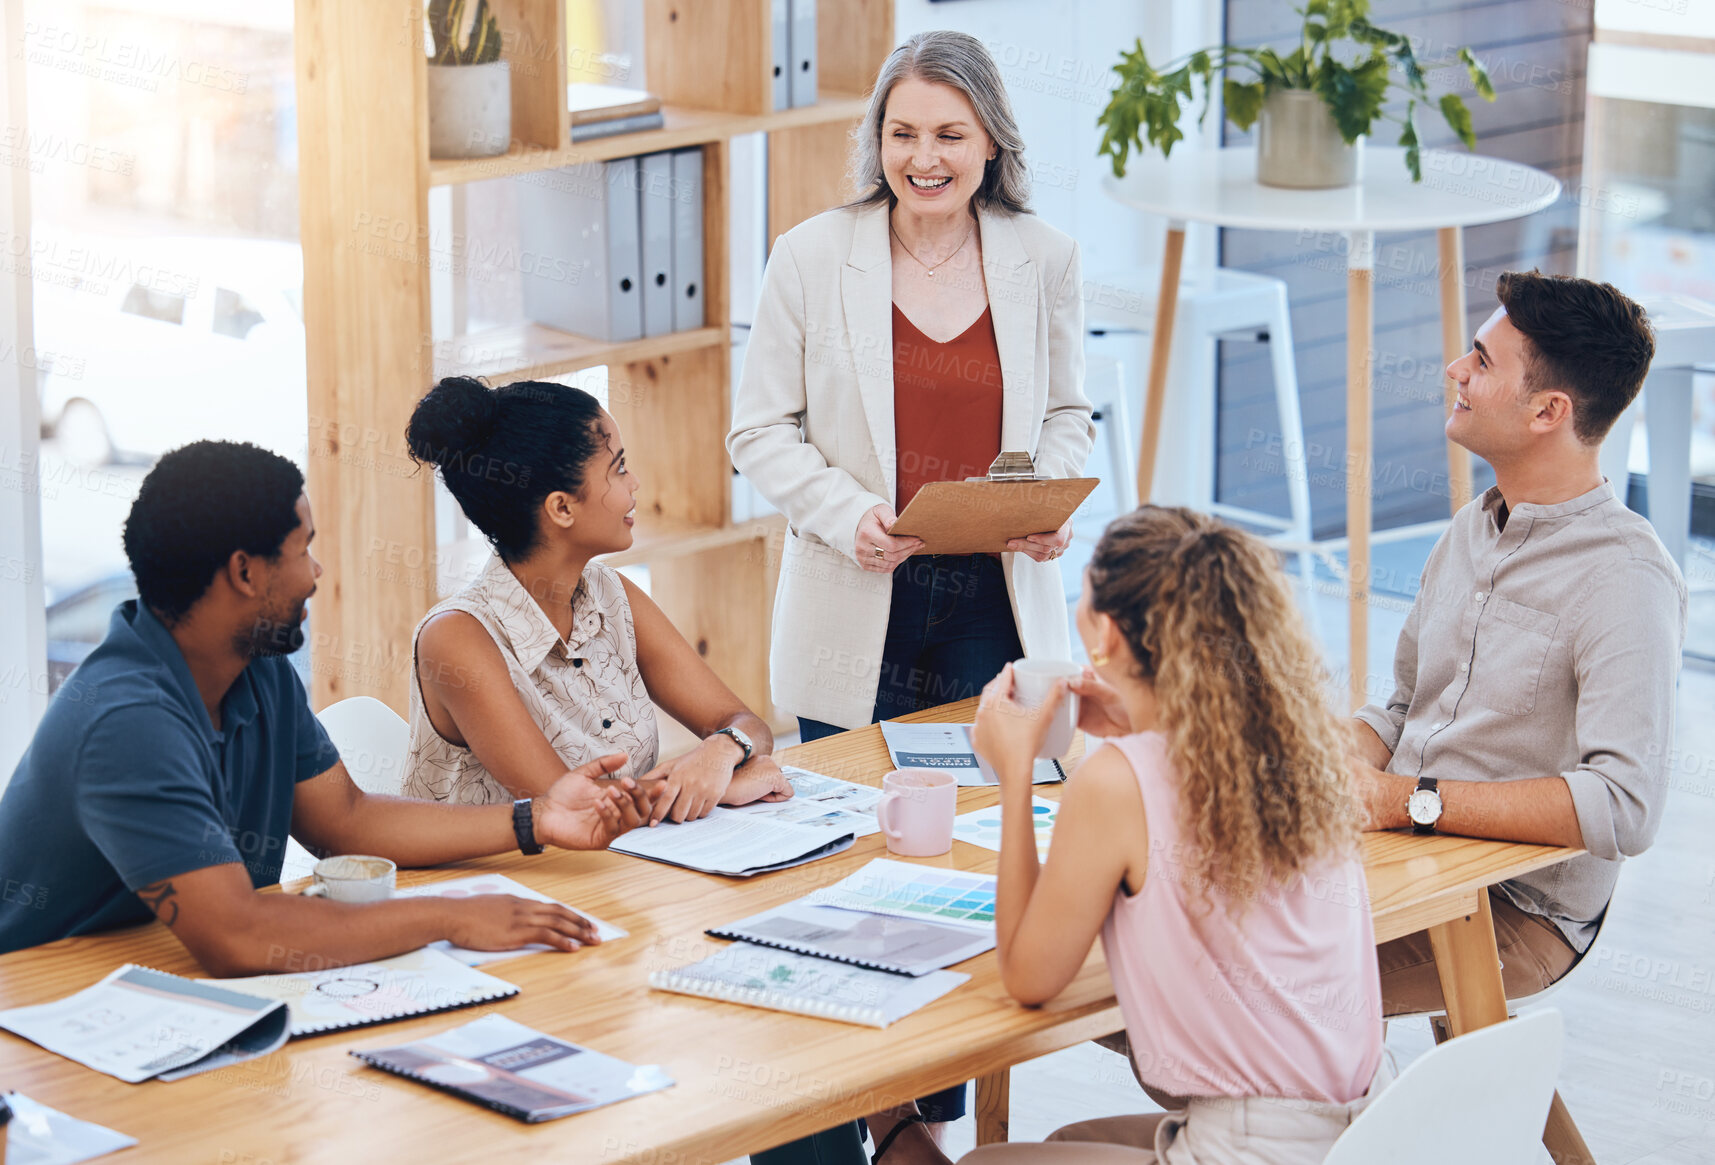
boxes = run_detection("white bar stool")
[1598,294,1715,570]
[1082,353,1138,518]
[1085,266,1312,546]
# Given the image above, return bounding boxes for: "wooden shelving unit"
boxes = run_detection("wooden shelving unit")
[294,0,892,716]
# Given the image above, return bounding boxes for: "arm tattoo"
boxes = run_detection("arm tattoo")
[138,879,181,926]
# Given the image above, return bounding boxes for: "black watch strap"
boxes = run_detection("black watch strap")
[1411,776,1439,835]
[513,798,543,855]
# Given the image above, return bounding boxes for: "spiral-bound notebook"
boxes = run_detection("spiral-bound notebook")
[205,947,519,1037]
[649,942,968,1028]
[708,901,993,976]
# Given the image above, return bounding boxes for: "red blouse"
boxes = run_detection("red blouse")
[892,303,1004,512]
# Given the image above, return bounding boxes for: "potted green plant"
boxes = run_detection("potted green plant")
[427,0,510,160]
[1097,0,1496,188]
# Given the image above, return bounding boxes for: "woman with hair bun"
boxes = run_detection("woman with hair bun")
[958,506,1387,1165]
[402,375,791,822]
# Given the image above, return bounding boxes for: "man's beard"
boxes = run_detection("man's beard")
[243,598,308,658]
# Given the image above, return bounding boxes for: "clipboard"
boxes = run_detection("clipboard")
[889,452,1099,555]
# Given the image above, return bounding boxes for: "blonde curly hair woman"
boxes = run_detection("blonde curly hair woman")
[964,506,1387,1165]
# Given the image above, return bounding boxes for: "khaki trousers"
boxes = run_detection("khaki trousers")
[1376,889,1579,1015]
[957,1060,1394,1165]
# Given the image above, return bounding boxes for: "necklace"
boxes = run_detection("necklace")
[890,217,976,278]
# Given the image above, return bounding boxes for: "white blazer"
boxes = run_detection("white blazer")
[728,201,1094,728]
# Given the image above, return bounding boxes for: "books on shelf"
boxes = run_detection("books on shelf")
[879,720,1067,787]
[203,947,519,1038]
[708,900,993,976]
[0,965,291,1083]
[650,941,968,1028]
[352,1014,674,1123]
[567,83,665,140]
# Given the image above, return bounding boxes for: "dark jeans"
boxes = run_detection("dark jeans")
[756,557,1020,1164]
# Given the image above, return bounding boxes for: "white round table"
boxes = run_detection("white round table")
[1104,146,1560,705]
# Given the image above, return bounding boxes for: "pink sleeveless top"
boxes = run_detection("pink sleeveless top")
[1101,732,1382,1104]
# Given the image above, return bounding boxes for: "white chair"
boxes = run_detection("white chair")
[1083,265,1312,550]
[1598,293,1715,571]
[1325,1009,1563,1165]
[282,696,412,881]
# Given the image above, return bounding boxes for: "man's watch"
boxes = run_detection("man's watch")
[712,725,754,767]
[1407,777,1443,835]
[513,798,543,855]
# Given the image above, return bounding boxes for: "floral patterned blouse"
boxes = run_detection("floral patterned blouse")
[404,555,660,805]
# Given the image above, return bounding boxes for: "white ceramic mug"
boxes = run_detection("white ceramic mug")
[1011,659,1082,758]
[876,769,959,857]
[303,855,396,903]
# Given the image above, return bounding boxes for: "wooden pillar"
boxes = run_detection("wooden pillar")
[1345,230,1374,711]
[294,0,435,713]
[1438,227,1473,514]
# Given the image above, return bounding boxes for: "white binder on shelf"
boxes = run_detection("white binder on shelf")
[671,148,705,332]
[516,158,643,343]
[789,0,817,107]
[639,151,675,337]
[771,0,791,111]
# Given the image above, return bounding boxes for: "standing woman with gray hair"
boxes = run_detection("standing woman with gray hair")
[728,29,1093,1165]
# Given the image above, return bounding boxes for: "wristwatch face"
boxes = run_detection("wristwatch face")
[721,726,753,759]
[1408,788,1443,826]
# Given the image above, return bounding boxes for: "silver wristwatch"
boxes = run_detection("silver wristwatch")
[713,725,754,767]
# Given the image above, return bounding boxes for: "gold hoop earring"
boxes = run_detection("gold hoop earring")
[1091,649,1110,667]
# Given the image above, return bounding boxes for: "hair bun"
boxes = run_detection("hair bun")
[407,376,500,468]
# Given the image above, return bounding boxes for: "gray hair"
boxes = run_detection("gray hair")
[847,31,1032,215]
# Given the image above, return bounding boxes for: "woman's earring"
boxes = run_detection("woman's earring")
[1091,648,1110,667]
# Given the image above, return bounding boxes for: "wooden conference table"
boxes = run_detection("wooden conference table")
[0,698,1581,1163]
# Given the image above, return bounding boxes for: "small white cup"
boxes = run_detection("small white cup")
[303,855,396,903]
[1011,659,1082,758]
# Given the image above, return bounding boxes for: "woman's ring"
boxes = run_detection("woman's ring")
[872,547,886,559]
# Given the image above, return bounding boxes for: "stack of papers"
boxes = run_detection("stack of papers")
[396,873,626,965]
[609,766,873,876]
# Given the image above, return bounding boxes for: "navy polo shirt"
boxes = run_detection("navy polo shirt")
[0,601,341,954]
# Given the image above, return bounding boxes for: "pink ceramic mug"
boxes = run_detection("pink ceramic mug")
[876,769,958,857]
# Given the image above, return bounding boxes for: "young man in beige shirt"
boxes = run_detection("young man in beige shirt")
[1351,271,1687,1012]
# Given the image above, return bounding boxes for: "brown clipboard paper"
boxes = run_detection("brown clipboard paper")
[889,477,1100,555]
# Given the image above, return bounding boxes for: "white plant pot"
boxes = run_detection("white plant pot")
[427,60,511,160]
[1255,89,1361,189]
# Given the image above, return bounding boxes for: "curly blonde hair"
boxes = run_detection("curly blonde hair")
[1087,506,1359,912]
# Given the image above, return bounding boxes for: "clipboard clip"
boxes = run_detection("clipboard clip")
[978,451,1040,483]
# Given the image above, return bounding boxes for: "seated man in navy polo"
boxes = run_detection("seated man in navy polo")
[0,441,657,974]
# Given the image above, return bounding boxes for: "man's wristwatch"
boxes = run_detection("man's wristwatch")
[1407,776,1444,835]
[513,798,543,855]
[712,725,754,767]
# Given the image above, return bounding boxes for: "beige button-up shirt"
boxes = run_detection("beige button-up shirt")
[1356,480,1687,951]
[404,556,660,806]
